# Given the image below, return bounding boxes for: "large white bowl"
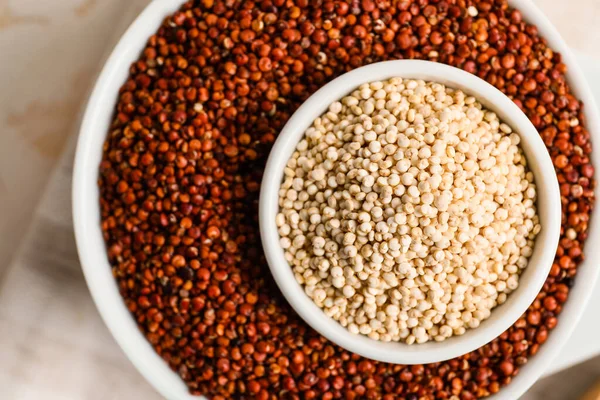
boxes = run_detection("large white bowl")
[72,1,600,399]
[259,59,561,365]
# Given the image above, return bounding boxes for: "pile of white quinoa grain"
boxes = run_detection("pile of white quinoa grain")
[276,78,540,344]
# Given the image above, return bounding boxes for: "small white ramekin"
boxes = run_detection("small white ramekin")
[259,59,562,365]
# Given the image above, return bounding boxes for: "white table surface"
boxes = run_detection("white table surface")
[0,1,600,399]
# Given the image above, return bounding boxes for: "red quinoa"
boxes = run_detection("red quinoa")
[99,0,595,398]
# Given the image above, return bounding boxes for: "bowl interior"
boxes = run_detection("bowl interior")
[259,60,561,364]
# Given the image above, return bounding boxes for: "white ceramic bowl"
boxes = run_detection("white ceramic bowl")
[259,59,561,365]
[72,0,600,399]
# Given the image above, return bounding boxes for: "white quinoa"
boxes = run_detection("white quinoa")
[276,78,540,344]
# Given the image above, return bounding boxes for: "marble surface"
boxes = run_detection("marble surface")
[1,1,600,399]
[0,0,150,278]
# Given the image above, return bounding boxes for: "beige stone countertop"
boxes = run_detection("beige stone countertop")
[1,1,600,399]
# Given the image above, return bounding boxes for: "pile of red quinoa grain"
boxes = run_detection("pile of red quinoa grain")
[99,0,595,398]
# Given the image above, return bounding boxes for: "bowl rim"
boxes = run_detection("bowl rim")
[71,0,600,399]
[259,59,561,365]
